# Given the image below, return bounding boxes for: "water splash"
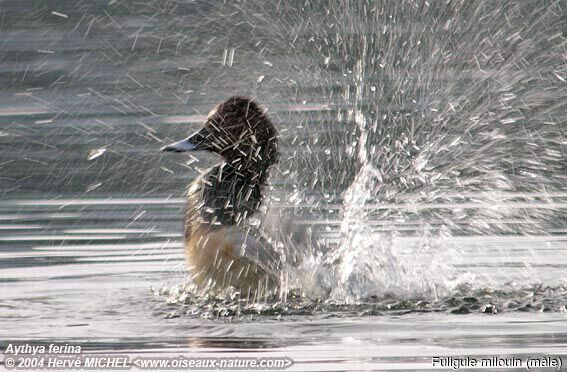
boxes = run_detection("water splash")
[303,0,566,302]
[328,53,451,301]
[3,0,564,308]
[155,0,565,303]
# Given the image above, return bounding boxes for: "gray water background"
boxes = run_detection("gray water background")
[1,0,566,370]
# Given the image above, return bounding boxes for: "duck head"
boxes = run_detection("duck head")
[162,96,278,168]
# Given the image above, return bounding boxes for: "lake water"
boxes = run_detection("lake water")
[1,0,566,371]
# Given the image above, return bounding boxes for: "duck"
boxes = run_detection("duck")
[162,96,282,297]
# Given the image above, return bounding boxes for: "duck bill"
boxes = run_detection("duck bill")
[161,130,208,152]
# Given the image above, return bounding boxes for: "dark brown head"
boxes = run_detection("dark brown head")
[162,96,278,169]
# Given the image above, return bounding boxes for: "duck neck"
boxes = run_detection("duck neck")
[201,157,274,226]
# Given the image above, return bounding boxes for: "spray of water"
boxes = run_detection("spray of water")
[276,0,567,302]
[154,0,565,306]
[26,0,559,306]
